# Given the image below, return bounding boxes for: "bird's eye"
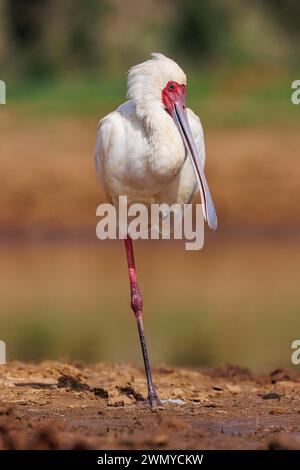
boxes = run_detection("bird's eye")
[169,83,175,91]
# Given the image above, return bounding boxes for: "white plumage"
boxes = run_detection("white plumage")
[95,53,215,224]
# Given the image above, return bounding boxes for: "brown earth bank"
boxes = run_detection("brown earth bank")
[1,114,300,234]
[1,361,300,450]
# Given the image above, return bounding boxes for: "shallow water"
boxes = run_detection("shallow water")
[0,237,299,372]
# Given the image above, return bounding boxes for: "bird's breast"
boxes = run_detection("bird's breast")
[147,116,186,181]
[98,101,196,206]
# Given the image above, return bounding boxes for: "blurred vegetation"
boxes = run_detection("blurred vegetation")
[0,0,298,126]
[2,0,109,78]
[1,0,300,75]
[170,0,231,65]
[262,0,300,39]
[0,1,299,83]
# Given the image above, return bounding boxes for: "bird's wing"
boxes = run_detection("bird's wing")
[95,114,112,183]
[95,110,122,203]
[95,101,136,199]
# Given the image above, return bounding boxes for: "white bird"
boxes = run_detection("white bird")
[95,53,217,408]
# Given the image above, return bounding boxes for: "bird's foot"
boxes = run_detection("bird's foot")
[148,393,163,411]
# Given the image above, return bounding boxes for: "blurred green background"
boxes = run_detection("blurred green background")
[0,0,299,372]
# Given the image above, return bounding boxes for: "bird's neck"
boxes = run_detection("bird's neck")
[141,104,186,179]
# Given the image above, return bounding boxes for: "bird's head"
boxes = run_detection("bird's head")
[127,52,186,120]
[127,53,217,230]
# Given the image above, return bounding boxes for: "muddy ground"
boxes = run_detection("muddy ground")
[0,361,300,450]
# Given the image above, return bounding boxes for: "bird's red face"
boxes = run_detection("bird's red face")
[162,81,186,115]
[161,81,217,230]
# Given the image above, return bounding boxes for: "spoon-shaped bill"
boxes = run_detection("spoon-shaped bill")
[172,102,218,230]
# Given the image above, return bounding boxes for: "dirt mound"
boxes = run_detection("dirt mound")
[0,361,300,449]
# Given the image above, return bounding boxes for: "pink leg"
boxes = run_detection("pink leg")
[124,235,161,408]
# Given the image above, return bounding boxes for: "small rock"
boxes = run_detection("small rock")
[117,385,144,402]
[269,407,286,415]
[226,384,242,394]
[190,392,210,404]
[93,388,109,399]
[107,394,132,407]
[152,434,169,446]
[262,392,282,400]
[57,375,90,392]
